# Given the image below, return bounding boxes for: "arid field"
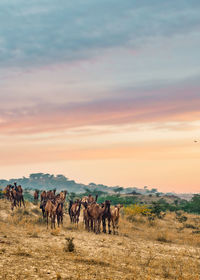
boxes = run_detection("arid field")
[0,199,200,280]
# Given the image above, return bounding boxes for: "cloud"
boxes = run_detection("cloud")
[0,0,200,68]
[0,80,200,135]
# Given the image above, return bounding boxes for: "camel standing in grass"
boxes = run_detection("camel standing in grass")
[17,185,25,207]
[34,190,39,201]
[45,200,57,229]
[56,201,64,227]
[40,199,47,218]
[87,200,110,234]
[10,187,18,210]
[111,204,123,234]
[70,200,82,225]
[82,201,93,231]
[4,185,11,200]
[60,190,67,201]
[102,202,112,234]
[47,190,55,201]
[40,191,47,202]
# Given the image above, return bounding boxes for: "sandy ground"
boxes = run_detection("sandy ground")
[0,199,200,280]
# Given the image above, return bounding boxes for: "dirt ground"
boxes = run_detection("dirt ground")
[0,199,200,280]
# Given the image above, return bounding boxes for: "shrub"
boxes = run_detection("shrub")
[64,237,75,252]
[124,204,151,216]
[156,232,171,243]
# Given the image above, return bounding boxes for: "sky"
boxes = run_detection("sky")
[0,0,200,193]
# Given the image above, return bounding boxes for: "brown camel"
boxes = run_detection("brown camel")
[70,200,82,225]
[45,199,57,229]
[47,190,55,201]
[34,190,39,201]
[16,185,25,207]
[40,191,47,202]
[56,201,64,227]
[82,201,93,231]
[87,200,110,234]
[60,190,67,201]
[10,187,18,210]
[40,199,47,218]
[81,194,98,204]
[4,185,11,200]
[111,204,123,235]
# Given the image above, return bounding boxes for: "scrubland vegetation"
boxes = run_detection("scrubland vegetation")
[0,198,199,280]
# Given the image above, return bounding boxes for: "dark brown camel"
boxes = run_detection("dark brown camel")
[56,201,64,227]
[47,190,55,201]
[87,200,110,234]
[40,191,47,202]
[34,190,39,201]
[16,185,25,207]
[70,200,82,225]
[102,202,112,234]
[40,199,47,218]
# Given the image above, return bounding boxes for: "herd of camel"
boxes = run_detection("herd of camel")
[3,184,123,234]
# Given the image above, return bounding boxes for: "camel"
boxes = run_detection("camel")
[87,200,110,234]
[60,190,67,201]
[34,190,39,201]
[69,200,82,225]
[47,190,55,201]
[40,191,47,202]
[16,185,25,207]
[45,199,58,229]
[3,185,11,200]
[68,200,73,221]
[81,194,98,204]
[111,204,123,234]
[102,202,112,234]
[40,199,47,218]
[82,201,93,231]
[10,187,17,210]
[56,201,64,227]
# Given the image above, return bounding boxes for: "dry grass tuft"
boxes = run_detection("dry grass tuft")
[64,237,75,252]
[14,247,31,257]
[156,232,172,243]
[51,228,61,236]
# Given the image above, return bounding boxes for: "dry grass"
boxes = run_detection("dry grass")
[0,199,200,280]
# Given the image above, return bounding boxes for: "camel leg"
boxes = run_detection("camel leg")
[112,219,115,235]
[97,218,101,234]
[22,197,25,207]
[46,213,49,229]
[108,218,111,234]
[57,215,60,227]
[90,219,94,232]
[102,217,106,233]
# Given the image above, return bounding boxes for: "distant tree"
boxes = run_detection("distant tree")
[89,183,96,186]
[151,188,158,193]
[29,173,44,180]
[113,187,124,195]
